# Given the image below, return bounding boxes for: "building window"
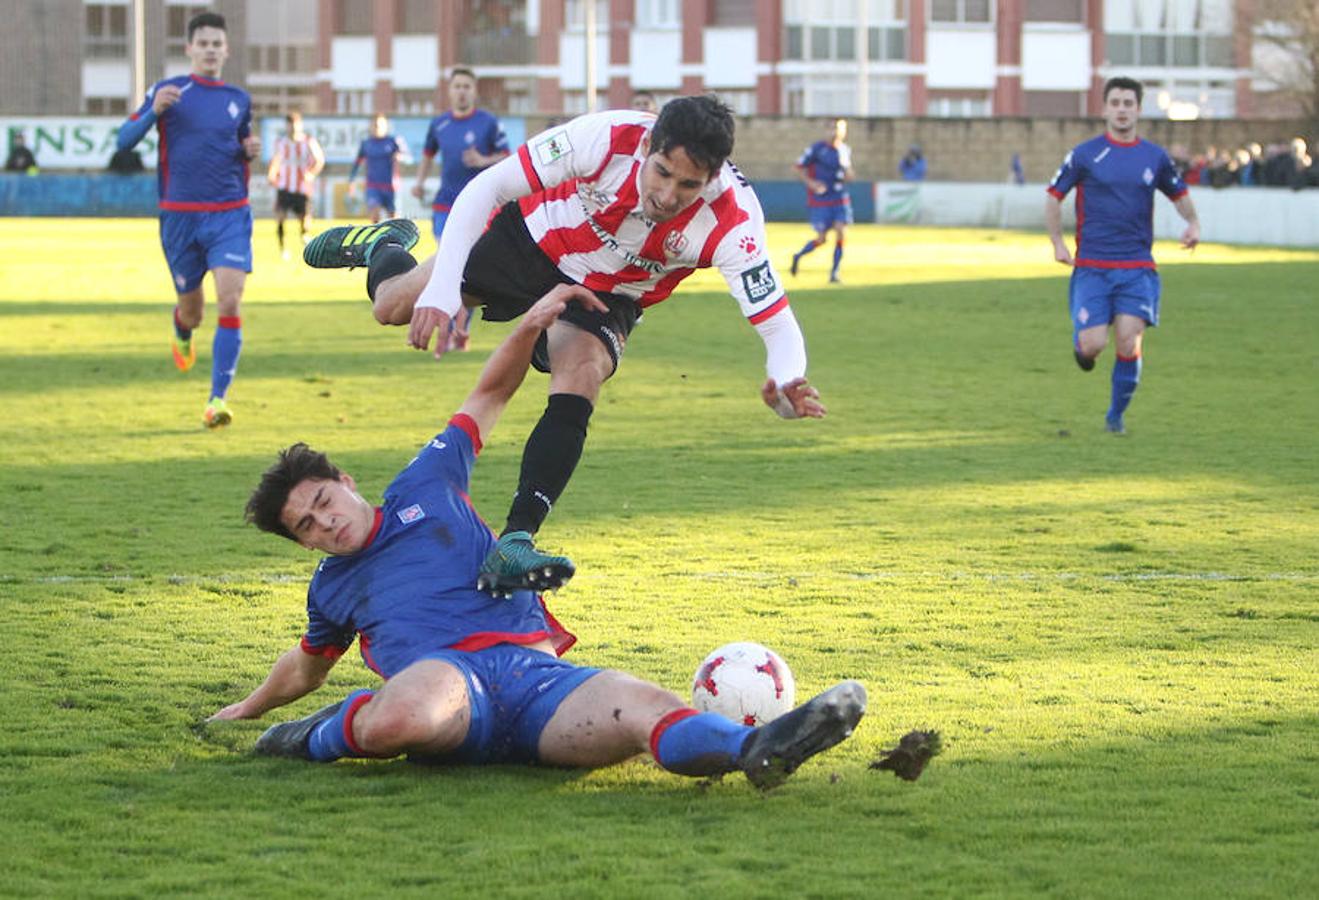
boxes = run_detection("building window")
[782,73,908,116]
[786,2,907,61]
[1024,0,1083,21]
[166,5,210,57]
[565,0,609,30]
[394,89,435,115]
[1105,32,1234,68]
[1024,90,1084,116]
[84,3,129,59]
[636,0,679,28]
[712,89,756,115]
[85,96,129,115]
[335,0,374,35]
[395,0,434,33]
[928,93,991,116]
[711,0,756,26]
[930,0,992,24]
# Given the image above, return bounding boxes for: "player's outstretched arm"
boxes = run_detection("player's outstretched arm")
[208,644,337,721]
[457,284,607,440]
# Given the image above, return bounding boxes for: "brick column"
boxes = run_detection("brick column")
[1085,0,1105,115]
[316,0,335,112]
[1232,0,1255,116]
[373,0,396,113]
[908,0,927,115]
[993,0,1023,116]
[536,0,564,113]
[680,0,708,95]
[607,0,632,109]
[436,0,465,109]
[754,0,781,115]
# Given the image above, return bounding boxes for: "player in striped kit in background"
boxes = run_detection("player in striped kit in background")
[267,111,325,261]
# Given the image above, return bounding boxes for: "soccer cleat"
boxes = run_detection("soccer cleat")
[203,397,233,429]
[790,253,801,276]
[171,334,196,372]
[302,218,419,270]
[254,700,344,760]
[1105,414,1126,436]
[737,680,866,790]
[828,273,842,284]
[477,530,575,595]
[1074,348,1096,372]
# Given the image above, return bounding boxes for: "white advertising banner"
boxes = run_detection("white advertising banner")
[1,117,157,170]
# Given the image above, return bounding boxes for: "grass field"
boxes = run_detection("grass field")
[1,218,1316,898]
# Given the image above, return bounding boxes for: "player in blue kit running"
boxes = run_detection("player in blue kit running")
[411,68,510,351]
[209,284,865,789]
[349,115,410,223]
[791,118,854,284]
[116,11,260,428]
[1046,76,1201,435]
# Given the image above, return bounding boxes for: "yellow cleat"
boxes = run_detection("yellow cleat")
[172,334,196,372]
[203,397,232,429]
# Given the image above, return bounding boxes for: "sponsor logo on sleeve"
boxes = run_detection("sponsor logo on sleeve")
[397,504,426,524]
[740,262,777,301]
[535,130,573,165]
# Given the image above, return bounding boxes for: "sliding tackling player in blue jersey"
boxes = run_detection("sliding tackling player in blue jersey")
[210,284,866,790]
[1046,76,1200,435]
[411,67,510,351]
[791,118,853,284]
[117,11,259,429]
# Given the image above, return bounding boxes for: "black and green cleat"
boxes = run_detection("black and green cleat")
[738,680,867,790]
[303,219,419,270]
[477,531,575,597]
[253,700,344,760]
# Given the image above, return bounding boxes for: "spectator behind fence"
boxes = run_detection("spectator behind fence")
[108,145,146,175]
[1010,153,1025,185]
[4,133,37,173]
[899,144,927,181]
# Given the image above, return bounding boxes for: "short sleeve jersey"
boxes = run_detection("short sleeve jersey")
[513,110,789,325]
[422,109,510,211]
[796,140,852,206]
[129,74,252,211]
[355,136,407,191]
[300,416,576,678]
[1047,134,1188,268]
[271,134,322,195]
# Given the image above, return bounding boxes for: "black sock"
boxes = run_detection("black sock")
[276,221,284,249]
[503,393,595,537]
[366,245,418,300]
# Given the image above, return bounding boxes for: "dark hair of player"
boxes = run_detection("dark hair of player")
[245,443,344,541]
[649,94,735,179]
[286,110,302,126]
[451,67,477,83]
[1103,76,1143,105]
[187,11,227,42]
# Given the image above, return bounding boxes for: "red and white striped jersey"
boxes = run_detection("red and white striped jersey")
[513,110,788,324]
[270,134,324,195]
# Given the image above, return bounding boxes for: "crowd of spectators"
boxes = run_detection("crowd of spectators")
[1172,138,1317,190]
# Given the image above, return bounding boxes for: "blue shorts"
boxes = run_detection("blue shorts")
[808,202,853,233]
[1069,266,1160,340]
[432,210,450,239]
[365,188,396,215]
[158,206,253,294]
[417,645,602,765]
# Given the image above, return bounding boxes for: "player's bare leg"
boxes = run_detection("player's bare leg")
[349,659,472,757]
[1074,321,1108,372]
[792,227,828,276]
[372,254,434,324]
[537,671,687,767]
[274,206,289,259]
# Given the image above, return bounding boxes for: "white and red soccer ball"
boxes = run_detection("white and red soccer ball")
[690,641,796,726]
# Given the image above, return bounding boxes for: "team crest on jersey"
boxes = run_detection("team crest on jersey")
[740,262,777,301]
[536,130,573,165]
[465,130,475,144]
[1142,167,1154,185]
[664,231,688,256]
[397,504,426,524]
[227,101,239,120]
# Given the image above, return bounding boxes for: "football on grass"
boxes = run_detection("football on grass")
[691,642,796,726]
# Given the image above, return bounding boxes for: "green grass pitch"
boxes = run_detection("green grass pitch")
[0,218,1316,897]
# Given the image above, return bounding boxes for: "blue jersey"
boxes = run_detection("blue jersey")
[352,136,407,192]
[1048,134,1188,268]
[796,140,851,207]
[300,416,575,679]
[422,109,509,211]
[119,74,252,211]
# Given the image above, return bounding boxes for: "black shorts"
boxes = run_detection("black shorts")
[276,189,308,216]
[462,202,640,375]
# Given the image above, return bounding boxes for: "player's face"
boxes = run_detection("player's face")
[829,119,847,143]
[185,26,228,78]
[449,76,477,113]
[639,146,712,223]
[372,116,388,137]
[281,475,376,556]
[1103,89,1140,138]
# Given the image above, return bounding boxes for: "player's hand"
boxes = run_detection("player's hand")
[347,182,357,196]
[811,179,827,195]
[521,283,608,333]
[762,377,826,419]
[207,701,254,721]
[410,183,425,200]
[409,306,452,359]
[462,147,483,167]
[1052,241,1074,266]
[1180,223,1200,250]
[152,85,182,115]
[243,135,262,160]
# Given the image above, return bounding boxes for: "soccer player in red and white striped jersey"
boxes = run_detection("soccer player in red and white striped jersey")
[308,96,824,593]
[267,112,325,259]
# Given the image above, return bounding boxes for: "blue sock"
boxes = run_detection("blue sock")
[210,316,243,400]
[650,709,752,777]
[831,239,844,276]
[796,238,821,258]
[306,689,375,762]
[173,307,192,341]
[1109,354,1142,421]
